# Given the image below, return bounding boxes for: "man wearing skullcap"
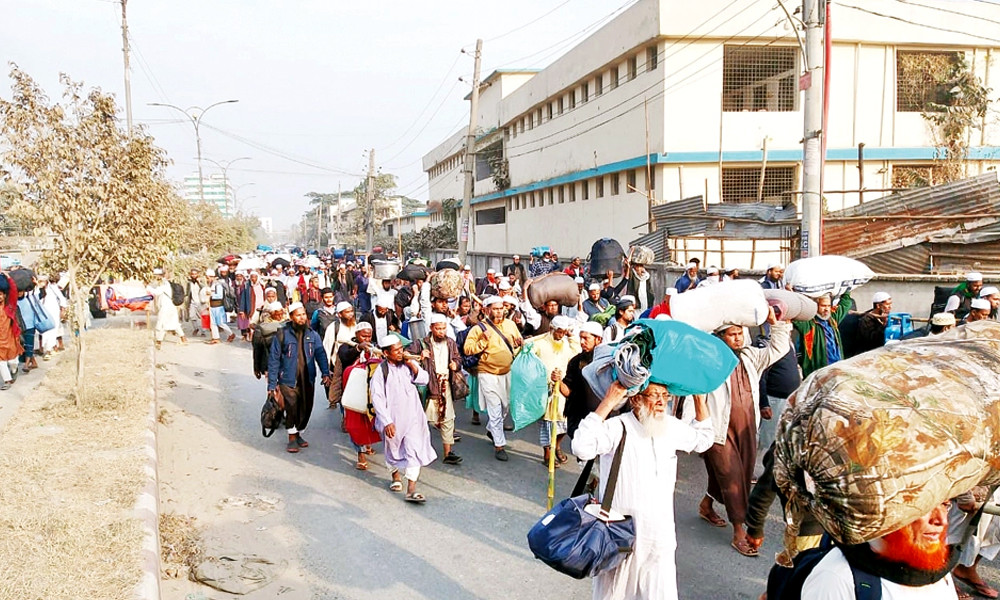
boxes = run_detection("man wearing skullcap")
[673,262,701,294]
[966,298,992,323]
[793,290,854,378]
[930,312,957,335]
[463,296,523,461]
[267,302,331,453]
[854,291,893,356]
[364,295,401,344]
[561,321,605,439]
[332,322,380,466]
[409,312,463,465]
[759,263,785,290]
[147,268,186,350]
[981,286,1000,320]
[945,272,984,321]
[530,315,580,466]
[369,332,436,502]
[204,268,236,344]
[582,282,610,317]
[503,254,527,287]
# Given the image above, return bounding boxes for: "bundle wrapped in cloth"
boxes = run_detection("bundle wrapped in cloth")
[430,268,463,300]
[783,255,874,299]
[669,279,770,332]
[774,320,1000,561]
[526,272,580,309]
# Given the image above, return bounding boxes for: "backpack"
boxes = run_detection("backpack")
[765,535,881,600]
[455,322,488,370]
[222,281,237,312]
[170,281,185,307]
[590,303,616,326]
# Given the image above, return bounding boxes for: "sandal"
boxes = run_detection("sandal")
[699,509,727,528]
[404,493,426,503]
[732,539,759,557]
[954,574,1000,599]
[355,461,368,471]
[541,456,561,468]
[555,449,568,464]
[364,446,376,455]
[0,381,11,391]
[389,480,403,493]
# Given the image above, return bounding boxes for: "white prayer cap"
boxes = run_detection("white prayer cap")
[463,264,472,271]
[512,254,520,259]
[498,280,512,290]
[967,272,984,282]
[483,296,503,307]
[379,332,404,348]
[205,269,216,277]
[665,288,677,296]
[574,276,585,284]
[619,295,636,305]
[429,313,449,325]
[287,302,305,315]
[707,266,719,275]
[580,322,604,337]
[931,312,956,326]
[550,315,574,331]
[972,298,991,310]
[588,283,601,291]
[502,296,518,305]
[487,268,496,275]
[685,262,697,269]
[267,301,283,312]
[152,268,163,276]
[376,296,394,309]
[219,264,229,271]
[355,321,373,332]
[872,291,891,303]
[335,301,353,313]
[981,286,1000,298]
[767,262,783,271]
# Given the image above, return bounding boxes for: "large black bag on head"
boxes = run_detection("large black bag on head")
[398,263,430,282]
[527,424,635,579]
[588,238,625,278]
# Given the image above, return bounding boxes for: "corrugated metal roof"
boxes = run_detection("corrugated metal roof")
[824,172,1000,257]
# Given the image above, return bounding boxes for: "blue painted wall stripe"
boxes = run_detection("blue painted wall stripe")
[471,146,1000,205]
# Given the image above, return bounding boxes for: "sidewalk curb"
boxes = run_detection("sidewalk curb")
[133,346,161,600]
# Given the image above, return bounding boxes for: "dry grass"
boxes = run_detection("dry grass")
[0,328,153,600]
[159,512,204,579]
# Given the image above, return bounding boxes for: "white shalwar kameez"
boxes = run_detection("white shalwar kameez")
[39,283,67,352]
[148,281,185,342]
[572,411,714,600]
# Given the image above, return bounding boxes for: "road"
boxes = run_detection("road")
[153,333,827,600]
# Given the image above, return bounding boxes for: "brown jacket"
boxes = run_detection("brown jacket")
[409,336,460,399]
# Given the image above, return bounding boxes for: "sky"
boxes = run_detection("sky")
[0,0,639,234]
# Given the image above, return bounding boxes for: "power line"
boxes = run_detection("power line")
[200,123,364,177]
[835,3,1000,44]
[384,112,468,170]
[378,51,463,152]
[127,32,171,103]
[485,0,576,42]
[381,79,462,165]
[890,0,1000,27]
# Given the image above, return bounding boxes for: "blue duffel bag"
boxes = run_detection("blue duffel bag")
[526,424,635,579]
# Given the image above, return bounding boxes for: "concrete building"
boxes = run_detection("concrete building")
[422,0,1000,269]
[183,173,235,217]
[258,217,273,236]
[381,209,432,238]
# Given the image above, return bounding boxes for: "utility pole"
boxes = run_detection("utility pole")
[365,149,376,252]
[336,182,342,247]
[458,39,483,266]
[120,0,133,134]
[317,198,323,249]
[800,0,825,257]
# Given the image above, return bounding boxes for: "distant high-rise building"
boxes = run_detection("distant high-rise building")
[183,173,234,217]
[258,217,273,235]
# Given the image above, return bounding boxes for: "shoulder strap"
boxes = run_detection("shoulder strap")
[381,359,389,384]
[484,318,515,355]
[599,422,628,518]
[571,459,595,497]
[851,568,881,600]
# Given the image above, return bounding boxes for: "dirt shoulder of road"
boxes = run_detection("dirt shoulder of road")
[0,328,152,600]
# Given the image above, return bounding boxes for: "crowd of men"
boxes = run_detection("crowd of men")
[141,249,998,600]
[0,270,69,391]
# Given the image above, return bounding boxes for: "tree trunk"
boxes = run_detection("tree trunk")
[68,266,86,406]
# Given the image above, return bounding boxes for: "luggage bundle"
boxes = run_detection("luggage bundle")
[774,320,1000,556]
[783,255,874,299]
[762,289,817,321]
[430,268,463,300]
[398,263,430,282]
[628,245,654,266]
[371,259,400,280]
[588,238,624,278]
[669,279,770,332]
[526,272,580,310]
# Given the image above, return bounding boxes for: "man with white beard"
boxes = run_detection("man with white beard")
[572,380,713,600]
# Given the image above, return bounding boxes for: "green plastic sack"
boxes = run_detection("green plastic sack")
[510,342,549,431]
[466,373,480,411]
[590,303,616,326]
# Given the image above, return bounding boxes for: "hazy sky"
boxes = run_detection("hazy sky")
[0,0,637,233]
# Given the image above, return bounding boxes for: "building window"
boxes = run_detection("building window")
[647,46,658,71]
[892,163,947,188]
[476,206,506,225]
[558,186,565,204]
[610,65,620,90]
[628,55,638,81]
[547,103,553,120]
[721,166,796,204]
[582,180,589,200]
[647,169,655,191]
[722,46,798,112]
[557,96,564,115]
[568,184,576,202]
[547,188,553,205]
[568,91,576,110]
[527,114,533,130]
[536,108,543,124]
[611,173,620,195]
[596,176,604,198]
[896,51,963,112]
[387,224,394,237]
[595,75,603,96]
[626,170,637,191]
[581,82,589,103]
[530,193,536,208]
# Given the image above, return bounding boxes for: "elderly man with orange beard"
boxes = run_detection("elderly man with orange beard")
[799,500,962,598]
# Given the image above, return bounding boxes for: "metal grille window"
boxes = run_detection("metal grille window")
[721,166,796,204]
[722,46,798,112]
[896,51,962,112]
[647,46,658,71]
[476,206,506,225]
[892,163,947,188]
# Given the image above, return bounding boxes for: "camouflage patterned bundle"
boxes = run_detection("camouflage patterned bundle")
[774,320,1000,559]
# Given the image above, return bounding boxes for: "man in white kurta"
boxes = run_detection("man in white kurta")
[36,275,67,354]
[572,382,714,600]
[147,269,187,349]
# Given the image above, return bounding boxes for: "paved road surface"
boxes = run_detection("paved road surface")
[154,331,996,600]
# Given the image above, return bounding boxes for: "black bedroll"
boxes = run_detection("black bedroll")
[588,238,624,278]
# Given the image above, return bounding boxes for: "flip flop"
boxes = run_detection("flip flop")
[404,493,426,503]
[365,446,376,455]
[699,510,727,528]
[556,449,569,464]
[732,539,759,558]
[954,574,1000,599]
[389,481,403,493]
[355,461,368,471]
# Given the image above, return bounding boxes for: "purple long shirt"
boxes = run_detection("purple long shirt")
[369,361,437,469]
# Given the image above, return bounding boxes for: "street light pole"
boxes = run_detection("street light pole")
[203,156,250,216]
[149,99,239,204]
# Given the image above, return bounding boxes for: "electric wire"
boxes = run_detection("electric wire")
[890,0,1000,27]
[381,79,462,165]
[201,123,364,177]
[835,3,1000,44]
[378,51,463,152]
[485,0,576,42]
